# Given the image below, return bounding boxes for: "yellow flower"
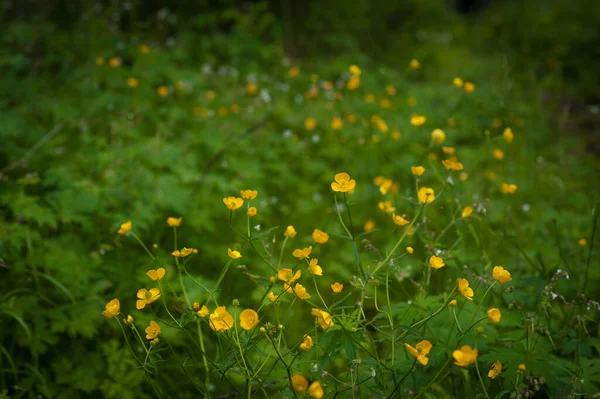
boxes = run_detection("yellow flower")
[288,66,300,77]
[304,118,317,130]
[405,340,432,365]
[293,284,311,300]
[246,82,258,95]
[453,345,478,367]
[503,127,514,143]
[331,117,344,130]
[117,220,132,235]
[197,305,209,317]
[464,82,475,93]
[309,259,323,276]
[136,288,161,310]
[378,200,396,213]
[223,196,244,211]
[492,149,504,160]
[230,104,241,113]
[102,298,120,318]
[493,266,512,283]
[442,146,456,155]
[267,292,277,303]
[193,302,200,311]
[488,361,502,379]
[579,238,587,247]
[462,206,473,218]
[392,213,409,227]
[365,93,375,103]
[292,375,309,392]
[431,129,446,144]
[331,172,356,193]
[449,299,457,307]
[167,217,182,227]
[292,246,312,260]
[312,229,329,244]
[458,279,474,301]
[172,248,194,257]
[386,84,396,96]
[331,282,343,293]
[278,268,301,284]
[123,314,134,325]
[453,77,463,88]
[349,65,361,75]
[391,130,401,140]
[410,59,421,69]
[145,321,161,340]
[157,86,169,97]
[209,306,234,331]
[442,159,464,171]
[418,187,435,204]
[284,225,297,238]
[146,268,166,281]
[460,172,468,181]
[364,219,375,232]
[518,364,526,372]
[411,166,425,176]
[127,78,139,88]
[300,334,313,351]
[240,309,259,330]
[308,381,324,399]
[500,183,518,194]
[410,115,426,126]
[347,114,358,123]
[347,75,360,90]
[240,189,258,200]
[429,255,445,269]
[406,247,414,254]
[311,308,334,330]
[228,248,242,259]
[139,44,150,53]
[487,308,501,323]
[247,207,257,217]
[205,90,216,100]
[109,57,121,67]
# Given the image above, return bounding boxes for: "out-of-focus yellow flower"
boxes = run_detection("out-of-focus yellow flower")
[109,57,121,67]
[292,375,309,392]
[349,65,361,75]
[146,268,166,281]
[487,171,497,181]
[167,217,182,227]
[223,196,244,211]
[430,255,445,269]
[311,308,334,330]
[267,292,277,303]
[406,247,414,254]
[405,340,432,365]
[392,213,409,226]
[453,345,478,367]
[462,206,473,218]
[292,246,312,260]
[442,159,464,171]
[380,98,391,109]
[442,146,456,155]
[518,364,526,372]
[300,334,312,351]
[331,282,343,293]
[493,149,504,160]
[458,279,474,301]
[411,166,425,176]
[431,129,446,144]
[308,381,324,399]
[197,305,209,317]
[487,308,501,323]
[500,183,518,194]
[247,207,257,217]
[139,44,150,53]
[145,321,161,340]
[246,82,258,95]
[410,59,421,69]
[306,86,319,99]
[205,90,216,100]
[293,283,311,300]
[386,85,396,96]
[391,130,401,140]
[117,220,132,235]
[240,309,259,330]
[503,127,514,143]
[209,306,234,331]
[172,248,194,257]
[459,172,468,181]
[102,298,120,318]
[410,115,426,126]
[331,117,343,130]
[284,225,297,238]
[305,118,317,130]
[136,288,161,310]
[175,80,185,89]
[240,190,258,200]
[331,172,356,193]
[127,78,139,88]
[230,104,240,113]
[365,93,375,103]
[579,238,587,247]
[464,82,475,93]
[407,97,417,107]
[493,266,512,283]
[364,219,375,232]
[488,361,502,379]
[95,57,105,65]
[449,299,457,307]
[347,75,360,90]
[418,187,435,204]
[228,248,242,259]
[193,302,200,311]
[278,268,301,284]
[347,114,357,123]
[157,86,169,97]
[312,229,329,244]
[453,77,463,88]
[288,66,300,77]
[309,258,323,276]
[378,200,396,213]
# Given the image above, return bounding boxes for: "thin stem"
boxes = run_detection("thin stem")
[475,357,490,399]
[131,232,156,260]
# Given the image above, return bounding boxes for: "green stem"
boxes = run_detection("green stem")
[131,232,156,260]
[475,357,491,399]
[414,356,451,399]
[462,281,496,334]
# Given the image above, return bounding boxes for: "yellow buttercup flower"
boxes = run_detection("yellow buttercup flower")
[462,206,473,218]
[407,96,417,107]
[293,283,311,300]
[292,375,309,392]
[347,75,360,90]
[464,82,475,93]
[136,288,161,310]
[392,213,409,226]
[405,340,432,365]
[209,306,234,331]
[246,82,258,95]
[453,345,478,367]
[503,127,514,143]
[172,248,194,257]
[500,183,518,194]
[449,299,457,307]
[300,334,313,351]
[267,292,277,303]
[308,381,324,399]
[488,361,502,379]
[223,196,244,211]
[386,84,396,96]
[418,187,435,204]
[406,247,414,254]
[146,268,166,281]
[240,309,259,330]
[157,86,169,97]
[197,305,209,317]
[167,217,182,227]
[411,166,425,176]
[364,219,375,232]
[102,298,120,318]
[284,225,297,238]
[117,220,132,235]
[193,302,200,311]
[518,364,526,372]
[429,255,445,269]
[331,282,343,293]
[431,129,446,144]
[391,130,401,140]
[304,118,317,130]
[278,268,301,284]
[331,172,356,193]
[247,207,257,217]
[145,321,161,340]
[410,115,426,126]
[288,66,300,77]
[331,117,344,130]
[365,93,375,103]
[493,266,512,283]
[410,59,421,69]
[442,146,456,155]
[442,159,464,171]
[453,77,463,88]
[308,259,323,276]
[127,77,139,88]
[123,314,133,325]
[312,229,329,244]
[240,189,258,200]
[458,279,474,301]
[311,308,334,331]
[579,238,587,247]
[493,149,504,160]
[487,308,501,323]
[378,200,396,213]
[109,57,121,67]
[292,246,312,260]
[228,248,242,259]
[349,65,361,75]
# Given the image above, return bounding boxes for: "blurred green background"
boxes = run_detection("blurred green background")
[1,0,599,397]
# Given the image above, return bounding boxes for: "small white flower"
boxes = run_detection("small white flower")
[522,204,531,212]
[312,134,320,143]
[254,224,261,231]
[260,89,271,103]
[283,129,293,138]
